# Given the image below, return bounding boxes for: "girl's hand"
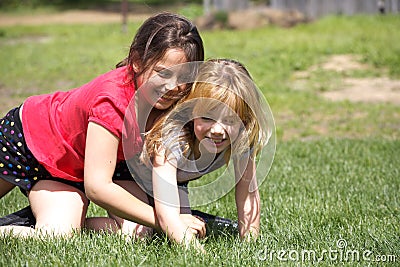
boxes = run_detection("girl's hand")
[182,235,206,254]
[179,214,206,239]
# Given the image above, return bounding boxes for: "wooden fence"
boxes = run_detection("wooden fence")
[270,0,399,18]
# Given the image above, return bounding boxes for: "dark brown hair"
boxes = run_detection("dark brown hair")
[117,12,204,87]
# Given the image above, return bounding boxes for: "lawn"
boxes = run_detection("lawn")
[0,7,399,266]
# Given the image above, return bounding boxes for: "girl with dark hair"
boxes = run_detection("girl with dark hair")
[0,12,205,238]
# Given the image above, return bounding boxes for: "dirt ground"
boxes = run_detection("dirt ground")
[0,10,151,26]
[1,10,399,106]
[292,54,400,105]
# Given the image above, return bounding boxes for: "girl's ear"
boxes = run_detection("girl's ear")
[132,61,140,72]
[130,51,141,72]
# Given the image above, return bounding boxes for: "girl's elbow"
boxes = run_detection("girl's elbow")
[85,190,97,203]
[84,184,101,203]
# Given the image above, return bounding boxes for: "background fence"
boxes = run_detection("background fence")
[270,0,399,18]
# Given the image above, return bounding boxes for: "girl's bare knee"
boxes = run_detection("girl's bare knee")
[34,223,78,237]
[29,180,88,236]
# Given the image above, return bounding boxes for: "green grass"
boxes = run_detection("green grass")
[0,12,399,266]
[1,139,398,266]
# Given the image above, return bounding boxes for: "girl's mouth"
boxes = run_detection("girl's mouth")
[205,137,226,146]
[157,90,180,101]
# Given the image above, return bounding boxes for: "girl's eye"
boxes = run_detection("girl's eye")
[177,71,194,84]
[200,117,213,122]
[156,69,173,79]
[223,117,240,125]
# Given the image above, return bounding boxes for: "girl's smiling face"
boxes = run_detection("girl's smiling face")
[136,48,189,110]
[193,105,242,154]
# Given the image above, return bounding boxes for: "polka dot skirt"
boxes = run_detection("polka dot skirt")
[0,107,50,192]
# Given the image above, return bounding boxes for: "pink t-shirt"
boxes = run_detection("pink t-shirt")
[21,66,142,182]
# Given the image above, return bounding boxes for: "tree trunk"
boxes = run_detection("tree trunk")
[121,0,128,33]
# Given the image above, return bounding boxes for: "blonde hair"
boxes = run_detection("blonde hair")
[141,59,269,165]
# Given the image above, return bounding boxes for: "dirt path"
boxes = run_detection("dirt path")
[0,10,152,26]
[292,54,400,105]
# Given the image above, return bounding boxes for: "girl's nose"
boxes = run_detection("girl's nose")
[210,122,225,135]
[165,83,177,91]
[165,77,178,91]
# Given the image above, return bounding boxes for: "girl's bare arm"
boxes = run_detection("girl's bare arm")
[84,122,159,230]
[234,157,261,240]
[152,151,206,247]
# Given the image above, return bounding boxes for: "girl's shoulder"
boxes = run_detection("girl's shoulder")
[90,66,131,89]
[163,127,191,161]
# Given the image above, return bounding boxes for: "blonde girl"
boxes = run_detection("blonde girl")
[120,59,271,249]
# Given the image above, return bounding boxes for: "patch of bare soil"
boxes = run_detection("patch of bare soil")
[293,54,400,105]
[282,54,400,141]
[323,77,400,105]
[0,3,186,27]
[312,54,370,72]
[0,10,150,27]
